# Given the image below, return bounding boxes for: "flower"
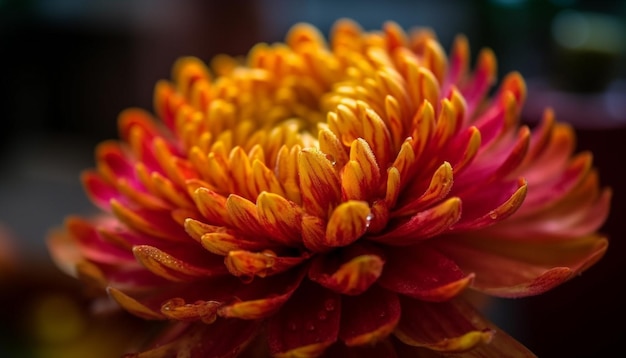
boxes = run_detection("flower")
[47,19,611,357]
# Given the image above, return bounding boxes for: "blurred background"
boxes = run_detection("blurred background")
[1,0,625,357]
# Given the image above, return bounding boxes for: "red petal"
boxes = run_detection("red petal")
[323,339,399,358]
[218,268,306,320]
[339,286,400,346]
[370,197,461,245]
[379,245,472,302]
[125,320,259,358]
[268,281,341,357]
[110,199,188,242]
[394,296,494,352]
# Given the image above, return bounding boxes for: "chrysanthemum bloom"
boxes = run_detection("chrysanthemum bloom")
[48,19,611,357]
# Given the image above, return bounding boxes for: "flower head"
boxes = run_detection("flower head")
[48,19,611,357]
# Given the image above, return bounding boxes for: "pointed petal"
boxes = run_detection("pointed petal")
[268,282,341,357]
[452,178,527,231]
[340,286,401,346]
[308,244,385,295]
[256,192,304,247]
[299,148,341,218]
[341,139,382,201]
[394,162,454,217]
[133,245,226,282]
[107,287,166,320]
[218,268,306,319]
[371,197,461,245]
[435,234,608,297]
[110,200,188,242]
[394,296,494,352]
[191,186,231,226]
[379,245,473,301]
[201,230,270,256]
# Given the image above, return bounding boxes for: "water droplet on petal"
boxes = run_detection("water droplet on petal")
[324,299,336,311]
[365,212,374,229]
[307,322,316,331]
[325,154,337,166]
[317,311,327,321]
[489,211,498,219]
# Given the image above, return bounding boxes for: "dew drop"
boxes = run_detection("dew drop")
[307,322,316,331]
[325,154,337,166]
[489,211,498,220]
[317,311,328,321]
[324,299,336,312]
[365,212,374,229]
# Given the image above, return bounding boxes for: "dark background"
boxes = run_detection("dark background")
[1,0,625,357]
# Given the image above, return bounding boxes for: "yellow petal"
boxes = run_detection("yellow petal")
[325,201,371,248]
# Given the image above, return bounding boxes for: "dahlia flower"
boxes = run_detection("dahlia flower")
[48,19,611,357]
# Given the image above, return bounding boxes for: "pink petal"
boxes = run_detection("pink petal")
[435,234,608,297]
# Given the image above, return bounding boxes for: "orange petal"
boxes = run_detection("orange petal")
[256,192,304,247]
[394,161,453,217]
[133,245,222,282]
[219,269,305,320]
[191,187,231,226]
[160,297,220,323]
[325,201,371,248]
[298,148,341,218]
[107,287,165,320]
[371,197,461,245]
[341,139,382,201]
[224,250,307,279]
[308,245,385,295]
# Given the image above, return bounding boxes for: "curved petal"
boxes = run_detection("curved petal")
[298,148,341,219]
[325,200,372,248]
[339,285,401,346]
[308,244,385,295]
[378,245,473,302]
[268,281,341,357]
[132,245,226,282]
[435,234,608,297]
[394,296,494,352]
[370,197,461,245]
[218,268,306,319]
